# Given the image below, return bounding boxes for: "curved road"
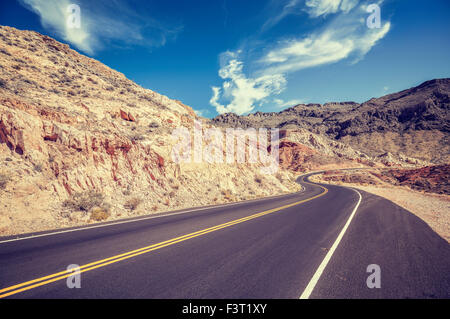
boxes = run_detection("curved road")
[0,174,449,298]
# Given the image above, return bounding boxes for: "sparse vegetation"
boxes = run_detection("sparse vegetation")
[0,173,11,189]
[63,191,105,212]
[130,133,145,142]
[90,206,110,221]
[221,189,233,201]
[0,47,11,56]
[87,77,98,85]
[254,175,263,184]
[149,122,160,128]
[124,197,142,211]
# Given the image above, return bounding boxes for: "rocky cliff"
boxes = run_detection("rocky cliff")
[0,26,301,235]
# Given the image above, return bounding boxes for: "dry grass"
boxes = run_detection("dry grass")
[0,173,10,189]
[63,191,104,212]
[90,206,110,221]
[124,197,142,211]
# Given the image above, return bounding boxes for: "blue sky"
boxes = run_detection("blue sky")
[1,0,449,117]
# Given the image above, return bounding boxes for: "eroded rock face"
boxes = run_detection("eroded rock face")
[0,26,301,236]
[386,165,450,195]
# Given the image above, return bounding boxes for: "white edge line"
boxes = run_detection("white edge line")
[0,188,305,245]
[299,188,362,299]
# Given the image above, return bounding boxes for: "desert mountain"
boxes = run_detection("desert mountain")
[0,26,300,235]
[212,79,450,163]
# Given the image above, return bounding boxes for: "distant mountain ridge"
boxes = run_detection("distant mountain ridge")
[212,79,450,163]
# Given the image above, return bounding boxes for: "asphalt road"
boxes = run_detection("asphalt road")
[0,174,448,298]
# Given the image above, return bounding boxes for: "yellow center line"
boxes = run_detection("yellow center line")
[0,183,328,299]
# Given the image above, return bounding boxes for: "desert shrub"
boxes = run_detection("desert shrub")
[139,94,153,102]
[63,191,104,212]
[0,173,10,189]
[254,175,263,184]
[0,48,11,56]
[124,197,142,211]
[0,78,7,88]
[221,189,232,200]
[13,57,26,64]
[149,122,159,128]
[33,164,43,172]
[87,77,98,85]
[126,87,137,94]
[90,207,110,221]
[130,133,145,142]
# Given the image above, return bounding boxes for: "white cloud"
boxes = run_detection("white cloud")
[260,31,355,74]
[262,0,301,31]
[210,0,390,115]
[19,0,182,55]
[211,51,286,115]
[274,98,305,108]
[305,0,359,17]
[260,3,390,75]
[193,109,210,117]
[340,0,360,13]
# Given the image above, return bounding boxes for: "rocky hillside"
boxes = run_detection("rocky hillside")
[312,165,450,195]
[0,26,301,236]
[212,79,450,163]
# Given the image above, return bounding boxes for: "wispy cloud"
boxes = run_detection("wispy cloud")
[274,98,305,108]
[211,0,390,115]
[194,109,210,117]
[305,0,360,18]
[260,11,390,75]
[19,0,182,55]
[261,0,301,32]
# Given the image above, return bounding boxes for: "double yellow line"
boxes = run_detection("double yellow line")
[0,184,327,298]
